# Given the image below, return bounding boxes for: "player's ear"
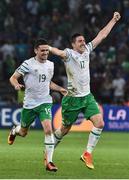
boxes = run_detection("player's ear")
[34,48,38,55]
[71,42,75,48]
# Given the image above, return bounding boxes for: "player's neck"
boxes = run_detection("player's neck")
[73,48,84,54]
[34,56,47,63]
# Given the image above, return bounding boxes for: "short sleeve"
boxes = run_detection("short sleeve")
[86,42,93,53]
[16,60,29,76]
[64,48,72,62]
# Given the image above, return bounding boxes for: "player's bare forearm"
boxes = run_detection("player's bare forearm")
[50,81,68,96]
[49,46,67,60]
[92,12,121,48]
[10,72,24,90]
[50,81,64,91]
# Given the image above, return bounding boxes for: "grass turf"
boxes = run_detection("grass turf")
[0,130,129,179]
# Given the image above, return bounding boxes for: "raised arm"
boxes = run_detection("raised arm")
[10,72,24,90]
[92,12,121,49]
[50,81,68,96]
[48,46,67,60]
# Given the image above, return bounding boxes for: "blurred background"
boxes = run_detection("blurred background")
[0,0,129,106]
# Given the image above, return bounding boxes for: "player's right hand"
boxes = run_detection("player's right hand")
[14,84,24,90]
[113,12,121,22]
[60,88,68,96]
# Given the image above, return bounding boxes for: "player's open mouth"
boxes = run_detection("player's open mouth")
[80,45,85,48]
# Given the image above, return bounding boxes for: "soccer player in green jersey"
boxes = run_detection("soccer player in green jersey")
[48,12,121,169]
[8,38,67,172]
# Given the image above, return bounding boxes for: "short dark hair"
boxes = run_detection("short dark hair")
[70,33,83,43]
[34,38,48,49]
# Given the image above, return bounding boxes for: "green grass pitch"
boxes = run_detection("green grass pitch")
[0,130,129,179]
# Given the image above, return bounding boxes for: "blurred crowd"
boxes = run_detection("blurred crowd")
[0,0,129,105]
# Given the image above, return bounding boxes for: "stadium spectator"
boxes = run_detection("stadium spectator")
[7,38,67,172]
[48,12,121,169]
[101,75,113,104]
[0,40,15,60]
[15,39,30,62]
[112,71,126,104]
[26,0,39,16]
[3,54,16,80]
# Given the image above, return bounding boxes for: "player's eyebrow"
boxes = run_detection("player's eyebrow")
[41,49,49,52]
[78,39,85,42]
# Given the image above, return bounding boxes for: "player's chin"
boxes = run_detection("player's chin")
[42,55,48,60]
[79,48,85,53]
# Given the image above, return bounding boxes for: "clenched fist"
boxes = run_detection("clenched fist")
[113,12,121,22]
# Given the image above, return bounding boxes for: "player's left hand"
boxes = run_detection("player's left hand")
[113,12,121,22]
[60,88,68,96]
